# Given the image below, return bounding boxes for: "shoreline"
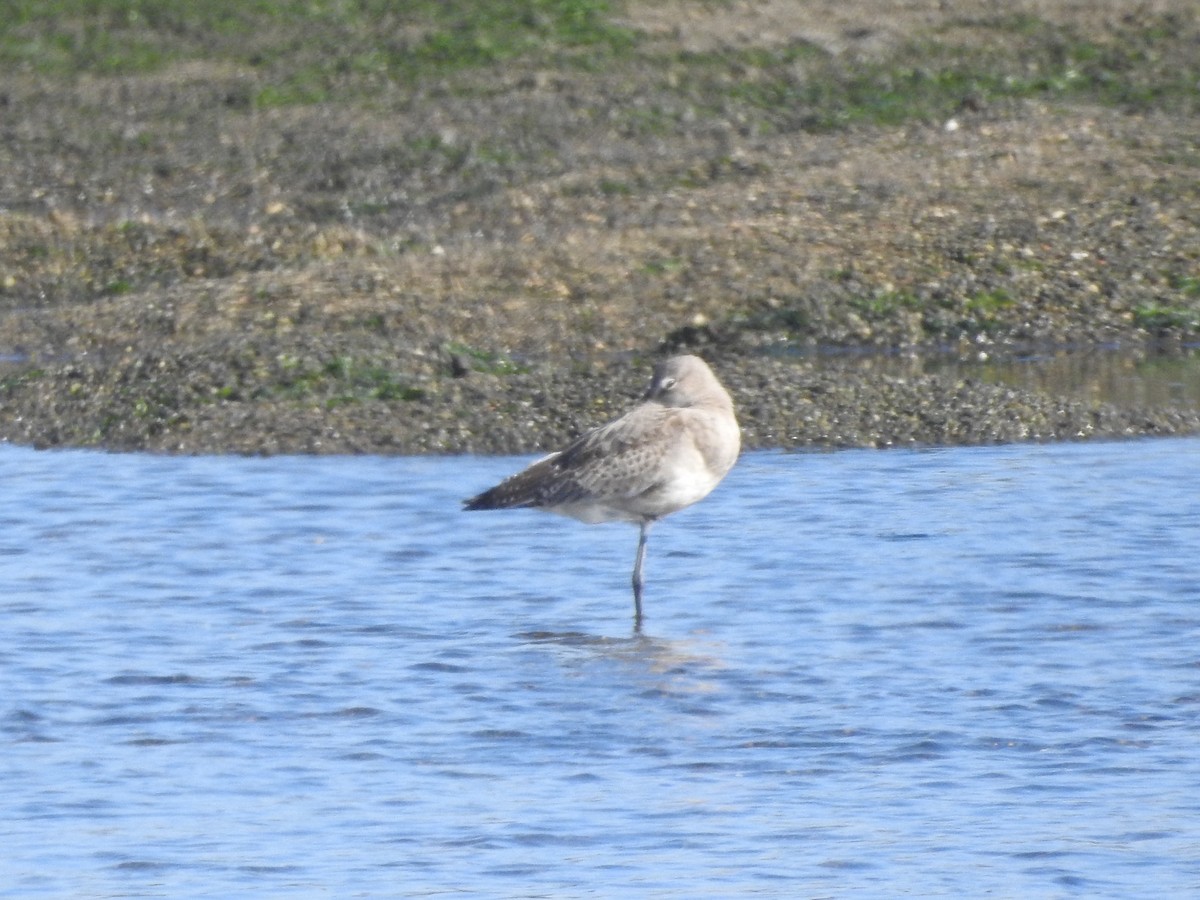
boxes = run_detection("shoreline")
[2,2,1199,455]
[2,340,1197,456]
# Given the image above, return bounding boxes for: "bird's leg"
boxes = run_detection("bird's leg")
[632,521,650,627]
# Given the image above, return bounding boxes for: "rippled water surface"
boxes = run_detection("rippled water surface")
[2,439,1198,898]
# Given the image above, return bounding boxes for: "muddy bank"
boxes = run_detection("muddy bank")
[3,339,1198,455]
[1,1,1199,454]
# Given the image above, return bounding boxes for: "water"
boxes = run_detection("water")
[2,438,1198,898]
[807,344,1200,411]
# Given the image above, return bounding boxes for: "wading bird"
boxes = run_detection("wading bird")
[464,355,740,627]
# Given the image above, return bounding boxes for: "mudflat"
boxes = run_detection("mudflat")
[1,1,1198,453]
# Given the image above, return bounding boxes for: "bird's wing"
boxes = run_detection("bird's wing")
[552,405,683,501]
[465,405,682,510]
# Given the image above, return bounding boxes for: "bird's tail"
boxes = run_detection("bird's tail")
[463,453,562,511]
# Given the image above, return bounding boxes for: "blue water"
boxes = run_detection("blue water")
[1,439,1198,898]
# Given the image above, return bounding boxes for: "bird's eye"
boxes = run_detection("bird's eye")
[660,377,677,391]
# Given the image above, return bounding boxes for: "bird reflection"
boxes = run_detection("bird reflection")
[516,627,727,684]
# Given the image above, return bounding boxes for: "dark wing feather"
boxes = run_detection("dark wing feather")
[464,405,680,511]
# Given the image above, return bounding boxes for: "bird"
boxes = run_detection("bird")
[464,354,740,626]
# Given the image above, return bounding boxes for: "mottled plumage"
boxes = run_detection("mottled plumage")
[464,355,740,625]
